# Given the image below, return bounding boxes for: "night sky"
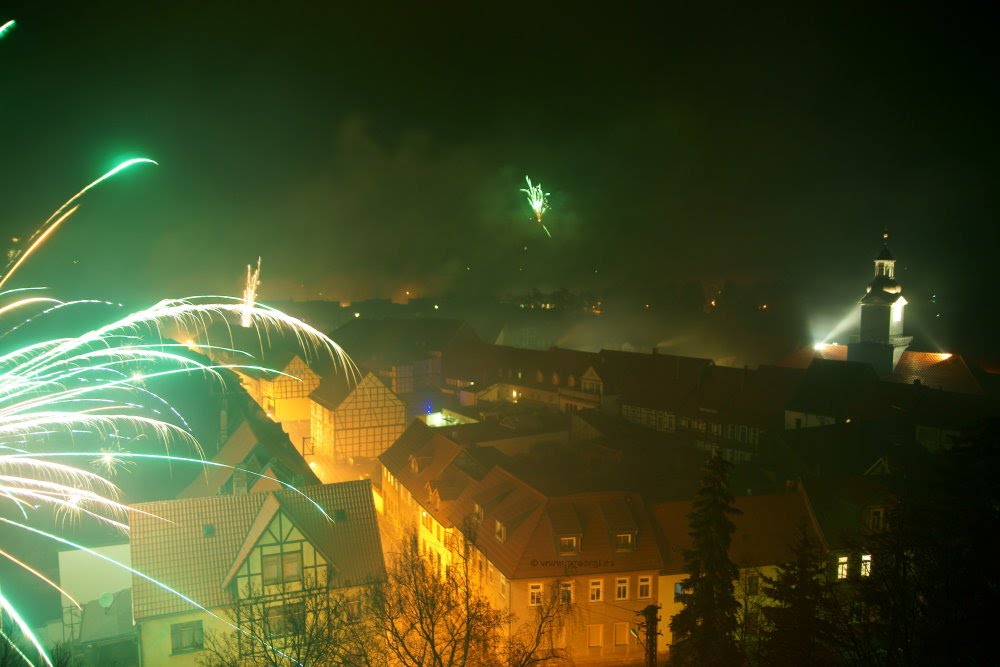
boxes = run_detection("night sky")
[1,2,998,348]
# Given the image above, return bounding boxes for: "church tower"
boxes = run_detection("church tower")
[847,231,913,375]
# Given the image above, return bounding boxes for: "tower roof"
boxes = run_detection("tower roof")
[875,244,895,261]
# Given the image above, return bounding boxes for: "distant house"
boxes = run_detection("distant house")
[129,481,384,666]
[651,489,827,656]
[379,422,661,664]
[309,371,406,463]
[233,352,323,449]
[331,317,481,396]
[177,399,319,498]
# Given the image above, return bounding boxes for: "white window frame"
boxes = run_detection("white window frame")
[495,520,506,543]
[637,576,652,599]
[861,554,872,577]
[589,578,603,602]
[836,555,849,580]
[615,577,629,600]
[529,583,543,606]
[560,580,575,604]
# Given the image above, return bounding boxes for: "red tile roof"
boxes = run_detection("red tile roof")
[652,490,825,574]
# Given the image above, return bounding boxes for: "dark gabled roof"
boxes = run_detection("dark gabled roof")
[131,480,384,620]
[653,490,826,574]
[875,245,895,261]
[178,400,319,499]
[610,349,714,409]
[786,358,881,418]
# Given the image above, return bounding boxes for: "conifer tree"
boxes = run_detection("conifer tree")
[669,454,742,666]
[761,518,838,666]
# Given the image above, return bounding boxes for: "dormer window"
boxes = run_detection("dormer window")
[536,370,544,383]
[409,456,421,474]
[551,372,559,386]
[558,536,579,555]
[614,532,635,551]
[494,520,507,543]
[867,507,884,532]
[473,502,484,522]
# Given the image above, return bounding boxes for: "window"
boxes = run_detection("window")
[589,579,603,602]
[500,574,510,599]
[615,577,629,600]
[614,532,634,551]
[266,602,304,637]
[421,510,433,532]
[494,520,507,543]
[262,551,303,585]
[868,508,884,532]
[836,555,849,580]
[638,576,651,599]
[614,622,629,646]
[559,536,579,554]
[673,582,684,603]
[861,554,872,577]
[529,583,543,606]
[347,598,361,620]
[487,562,495,585]
[587,624,604,647]
[473,502,483,522]
[560,581,574,604]
[170,621,203,654]
[746,574,759,596]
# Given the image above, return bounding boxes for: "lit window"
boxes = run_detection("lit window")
[559,581,574,604]
[861,554,872,577]
[529,583,543,606]
[170,621,203,654]
[638,576,652,599]
[615,577,629,600]
[262,551,303,586]
[836,555,849,580]
[495,520,507,543]
[614,533,634,551]
[589,579,603,602]
[559,536,579,554]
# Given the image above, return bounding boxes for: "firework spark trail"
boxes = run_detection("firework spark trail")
[0,158,158,290]
[0,20,14,41]
[0,295,356,665]
[240,257,262,328]
[520,175,552,238]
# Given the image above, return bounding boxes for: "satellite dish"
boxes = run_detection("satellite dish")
[98,592,114,609]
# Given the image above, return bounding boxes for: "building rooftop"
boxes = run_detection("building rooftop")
[131,480,384,620]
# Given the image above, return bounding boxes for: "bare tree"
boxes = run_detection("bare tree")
[501,578,577,667]
[367,533,505,667]
[199,577,379,667]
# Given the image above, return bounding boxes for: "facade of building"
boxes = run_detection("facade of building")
[129,481,384,666]
[309,371,406,463]
[379,422,660,665]
[234,353,323,451]
[652,489,827,655]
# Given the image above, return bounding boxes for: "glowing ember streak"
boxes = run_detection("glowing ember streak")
[0,158,157,290]
[520,175,551,238]
[240,256,262,328]
[0,294,357,664]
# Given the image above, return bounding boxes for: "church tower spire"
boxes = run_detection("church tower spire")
[847,230,913,375]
